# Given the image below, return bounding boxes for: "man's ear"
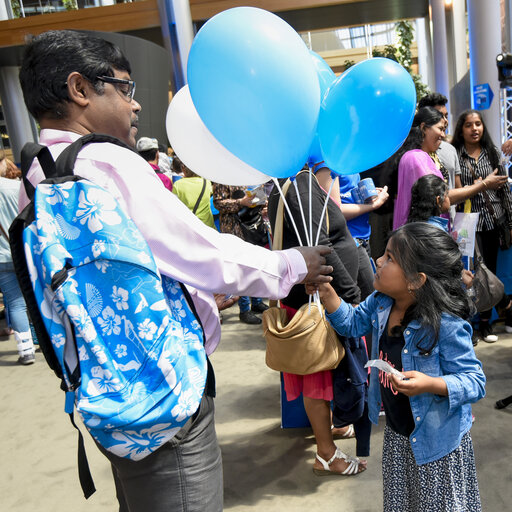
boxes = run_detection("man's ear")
[66,72,91,107]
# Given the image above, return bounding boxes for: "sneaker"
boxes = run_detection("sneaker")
[239,310,262,325]
[480,322,498,343]
[18,352,35,365]
[505,307,512,334]
[251,302,269,314]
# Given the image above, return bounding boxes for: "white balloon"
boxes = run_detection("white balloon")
[166,86,271,186]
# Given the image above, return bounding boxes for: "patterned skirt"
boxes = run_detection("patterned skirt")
[382,426,482,512]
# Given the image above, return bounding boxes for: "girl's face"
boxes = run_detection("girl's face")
[374,239,412,300]
[421,120,445,153]
[462,113,484,145]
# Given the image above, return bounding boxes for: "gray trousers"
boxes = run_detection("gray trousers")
[99,394,223,512]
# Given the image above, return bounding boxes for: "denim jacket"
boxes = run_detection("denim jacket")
[326,292,486,465]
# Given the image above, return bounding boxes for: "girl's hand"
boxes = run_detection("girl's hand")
[305,282,333,299]
[305,283,319,296]
[305,282,340,313]
[389,371,448,397]
[462,269,474,289]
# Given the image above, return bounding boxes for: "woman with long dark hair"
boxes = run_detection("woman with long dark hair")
[452,109,512,342]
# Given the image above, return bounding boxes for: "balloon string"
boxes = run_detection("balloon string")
[292,179,311,247]
[308,168,313,313]
[305,167,323,314]
[272,177,303,247]
[309,168,313,250]
[315,176,336,246]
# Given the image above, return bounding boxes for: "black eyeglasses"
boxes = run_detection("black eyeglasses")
[96,76,136,101]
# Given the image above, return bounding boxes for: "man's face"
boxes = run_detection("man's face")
[87,69,141,147]
[434,104,449,132]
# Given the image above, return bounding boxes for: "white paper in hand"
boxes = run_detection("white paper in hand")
[365,359,406,380]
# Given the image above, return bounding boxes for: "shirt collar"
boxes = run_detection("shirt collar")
[39,128,84,145]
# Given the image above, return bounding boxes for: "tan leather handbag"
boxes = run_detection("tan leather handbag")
[263,301,344,375]
[262,174,344,375]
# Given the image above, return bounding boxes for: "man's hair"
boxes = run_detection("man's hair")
[19,30,131,121]
[418,93,448,109]
[138,149,159,162]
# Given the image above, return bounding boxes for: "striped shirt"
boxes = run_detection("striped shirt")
[457,146,512,231]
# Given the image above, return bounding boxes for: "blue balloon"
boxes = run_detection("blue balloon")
[308,51,336,166]
[187,7,320,178]
[318,58,416,175]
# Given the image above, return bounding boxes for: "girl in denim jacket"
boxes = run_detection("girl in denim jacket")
[306,222,485,512]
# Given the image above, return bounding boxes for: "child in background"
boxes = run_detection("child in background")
[407,175,474,300]
[306,222,485,511]
[407,174,450,231]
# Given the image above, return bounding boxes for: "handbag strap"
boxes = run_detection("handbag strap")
[192,178,207,214]
[0,221,9,241]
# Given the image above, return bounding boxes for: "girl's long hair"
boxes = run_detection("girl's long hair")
[407,174,448,223]
[452,109,501,170]
[389,223,471,353]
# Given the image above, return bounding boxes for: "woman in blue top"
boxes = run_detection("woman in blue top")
[306,222,485,511]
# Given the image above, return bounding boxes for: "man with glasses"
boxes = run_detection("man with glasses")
[18,30,333,512]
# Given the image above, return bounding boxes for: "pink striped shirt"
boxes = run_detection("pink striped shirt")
[20,129,307,354]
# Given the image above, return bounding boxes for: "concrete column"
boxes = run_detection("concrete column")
[449,0,468,82]
[430,0,450,100]
[505,0,512,53]
[0,67,38,162]
[0,0,11,20]
[158,0,194,90]
[467,0,502,145]
[415,18,435,93]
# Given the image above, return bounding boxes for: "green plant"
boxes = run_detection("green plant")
[374,20,429,100]
[10,0,21,17]
[62,0,78,10]
[372,44,399,62]
[343,59,356,71]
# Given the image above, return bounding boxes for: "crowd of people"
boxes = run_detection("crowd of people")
[0,29,510,512]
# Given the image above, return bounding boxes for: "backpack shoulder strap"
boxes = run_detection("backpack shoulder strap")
[192,178,207,215]
[20,143,57,201]
[54,133,134,178]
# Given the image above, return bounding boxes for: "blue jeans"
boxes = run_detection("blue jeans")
[99,394,223,512]
[238,296,262,313]
[0,262,31,333]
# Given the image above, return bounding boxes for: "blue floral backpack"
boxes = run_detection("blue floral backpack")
[9,134,208,498]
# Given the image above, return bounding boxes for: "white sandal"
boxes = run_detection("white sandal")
[313,448,365,476]
[331,423,355,439]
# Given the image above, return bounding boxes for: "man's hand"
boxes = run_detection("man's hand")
[480,169,508,190]
[295,246,333,284]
